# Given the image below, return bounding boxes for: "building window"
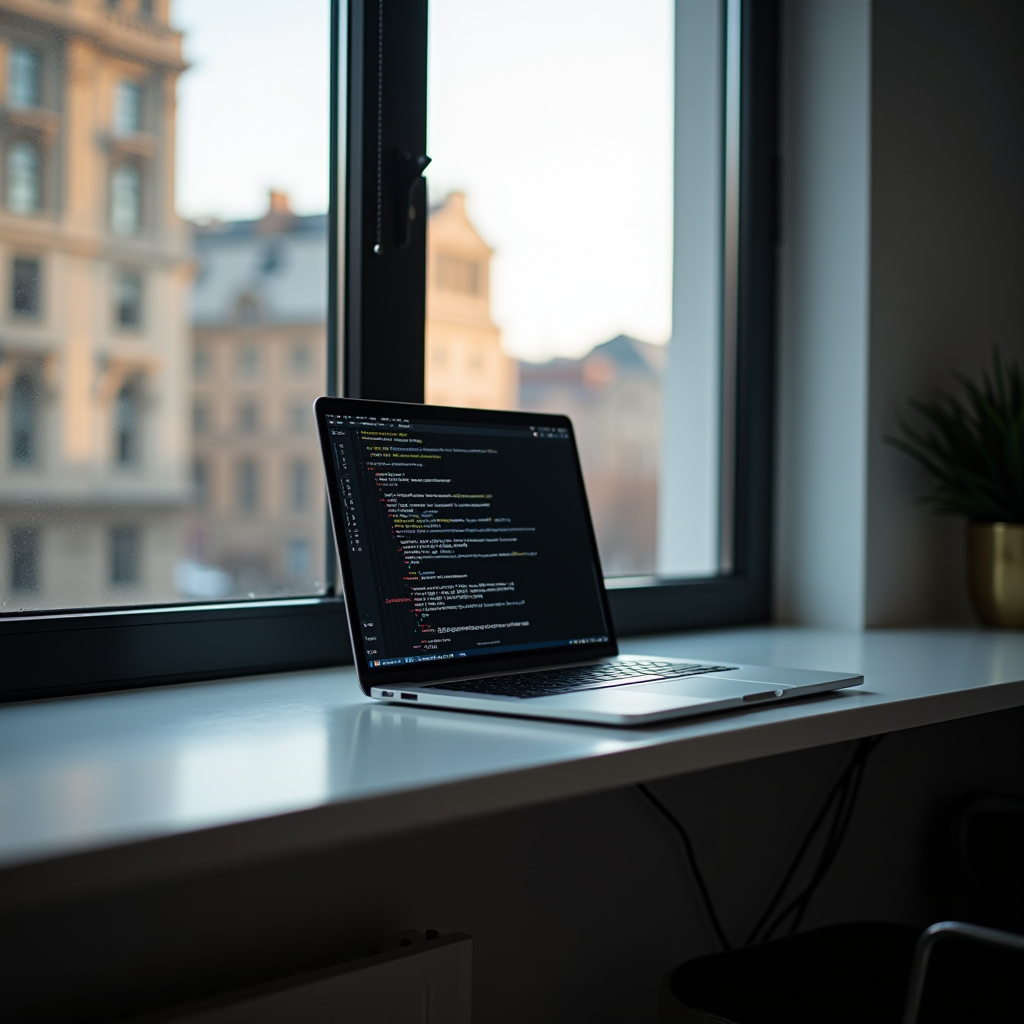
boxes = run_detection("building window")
[193,459,208,508]
[110,526,140,586]
[289,399,309,434]
[8,47,41,109]
[238,346,259,378]
[291,343,311,375]
[7,140,41,215]
[114,380,142,465]
[286,538,310,580]
[436,254,482,296]
[290,460,309,512]
[192,400,209,435]
[113,81,143,135]
[110,163,141,235]
[115,270,143,328]
[11,256,41,317]
[238,459,259,512]
[9,526,40,593]
[238,400,259,434]
[193,347,210,379]
[237,294,260,324]
[138,0,154,19]
[9,372,39,466]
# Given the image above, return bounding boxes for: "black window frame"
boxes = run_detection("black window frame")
[0,0,778,704]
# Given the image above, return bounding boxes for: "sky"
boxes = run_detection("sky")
[173,0,673,362]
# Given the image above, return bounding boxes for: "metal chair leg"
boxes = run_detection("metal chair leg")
[901,920,1024,1024]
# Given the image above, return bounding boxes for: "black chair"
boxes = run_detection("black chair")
[658,919,1024,1024]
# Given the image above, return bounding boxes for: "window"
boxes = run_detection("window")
[238,346,259,378]
[114,380,141,465]
[110,163,141,235]
[114,81,143,135]
[8,47,41,109]
[193,459,208,508]
[436,254,482,296]
[7,141,41,214]
[237,294,260,324]
[193,347,210,379]
[11,257,41,316]
[115,270,143,327]
[237,458,259,513]
[192,400,209,435]
[110,526,140,585]
[0,0,777,701]
[138,0,154,18]
[289,459,308,513]
[238,399,258,434]
[9,526,40,593]
[286,537,310,580]
[9,372,39,466]
[289,399,309,434]
[291,343,311,375]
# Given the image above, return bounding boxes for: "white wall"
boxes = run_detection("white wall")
[776,0,1024,627]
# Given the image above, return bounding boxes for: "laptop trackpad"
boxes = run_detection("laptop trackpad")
[637,678,783,700]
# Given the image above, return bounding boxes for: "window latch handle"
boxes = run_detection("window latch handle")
[395,149,431,248]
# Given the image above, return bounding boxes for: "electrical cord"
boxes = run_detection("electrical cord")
[638,734,885,952]
[637,782,734,951]
[757,737,884,942]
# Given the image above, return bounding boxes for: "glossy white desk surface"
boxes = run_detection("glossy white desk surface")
[2,627,1023,909]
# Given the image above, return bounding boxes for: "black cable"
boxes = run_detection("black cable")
[637,782,733,951]
[784,737,880,935]
[639,735,885,954]
[754,735,884,943]
[744,752,856,945]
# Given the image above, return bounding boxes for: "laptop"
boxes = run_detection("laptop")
[315,397,862,726]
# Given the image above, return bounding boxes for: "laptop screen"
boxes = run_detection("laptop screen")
[319,400,615,685]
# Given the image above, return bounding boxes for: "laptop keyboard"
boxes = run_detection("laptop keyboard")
[427,658,735,700]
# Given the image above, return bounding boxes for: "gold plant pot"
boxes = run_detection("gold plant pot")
[967,522,1024,628]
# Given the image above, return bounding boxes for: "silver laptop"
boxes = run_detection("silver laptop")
[315,397,862,726]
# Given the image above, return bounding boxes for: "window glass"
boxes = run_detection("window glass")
[8,46,40,108]
[11,256,41,316]
[110,526,141,586]
[237,458,259,513]
[115,269,143,327]
[114,80,143,135]
[110,163,141,235]
[0,1,330,611]
[238,399,259,434]
[7,140,40,214]
[289,459,308,512]
[114,380,142,466]
[9,525,40,593]
[427,0,684,577]
[9,372,39,466]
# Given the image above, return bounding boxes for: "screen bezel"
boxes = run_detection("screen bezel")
[315,396,619,694]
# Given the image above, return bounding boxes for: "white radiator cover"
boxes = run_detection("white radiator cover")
[141,933,472,1024]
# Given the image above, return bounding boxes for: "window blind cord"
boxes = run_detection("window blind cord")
[638,734,885,953]
[373,0,384,255]
[637,782,733,951]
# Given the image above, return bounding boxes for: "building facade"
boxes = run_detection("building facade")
[519,335,663,576]
[425,191,517,410]
[187,190,515,596]
[187,194,328,598]
[0,0,192,610]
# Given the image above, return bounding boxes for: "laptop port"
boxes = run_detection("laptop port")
[380,690,394,697]
[400,693,418,700]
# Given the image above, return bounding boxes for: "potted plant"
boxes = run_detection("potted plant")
[886,350,1024,627]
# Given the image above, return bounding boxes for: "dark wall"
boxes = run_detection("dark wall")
[2,706,1021,1023]
[867,0,1024,623]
